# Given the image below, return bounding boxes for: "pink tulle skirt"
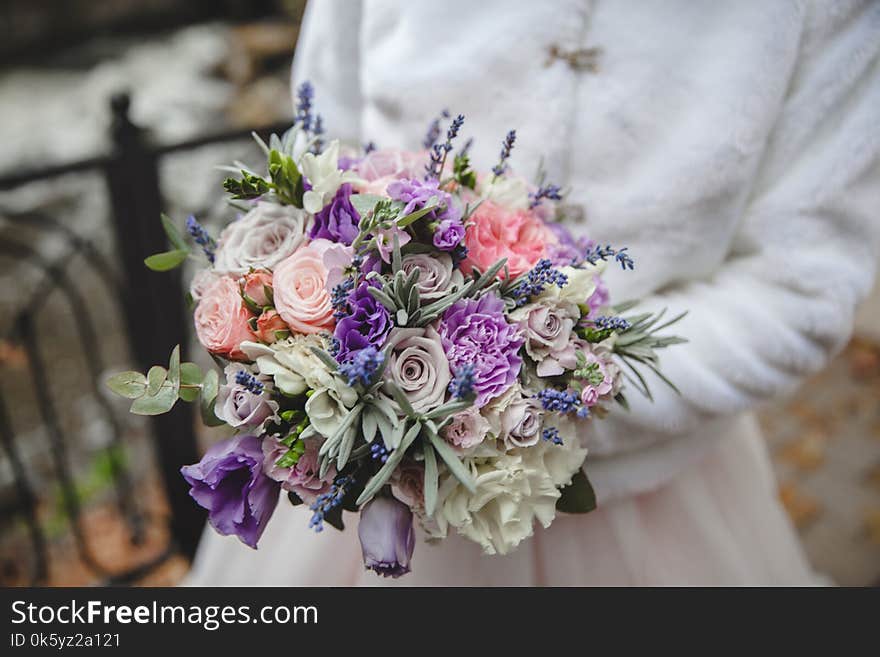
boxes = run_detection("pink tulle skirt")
[184,415,819,586]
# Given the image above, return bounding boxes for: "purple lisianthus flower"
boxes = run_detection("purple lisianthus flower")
[334,280,392,362]
[439,295,524,407]
[387,178,464,252]
[181,435,280,549]
[310,183,360,245]
[358,497,415,578]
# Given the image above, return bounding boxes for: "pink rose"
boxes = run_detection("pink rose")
[254,309,289,344]
[194,276,254,361]
[272,240,336,335]
[262,436,335,504]
[442,406,491,450]
[241,269,273,308]
[354,149,428,195]
[461,201,556,279]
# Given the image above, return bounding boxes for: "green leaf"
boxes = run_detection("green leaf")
[356,421,421,505]
[396,201,438,228]
[160,213,189,252]
[200,368,224,426]
[555,470,597,514]
[105,371,147,399]
[224,170,271,200]
[423,442,439,516]
[308,346,339,372]
[385,381,416,418]
[144,249,188,272]
[146,366,167,396]
[424,422,476,493]
[350,193,386,217]
[178,362,202,402]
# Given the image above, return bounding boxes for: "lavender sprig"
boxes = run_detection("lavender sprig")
[295,81,315,132]
[492,130,517,176]
[529,183,563,208]
[593,316,631,332]
[448,364,476,400]
[235,370,264,395]
[422,109,450,149]
[425,113,465,179]
[185,215,216,263]
[308,475,354,532]
[338,346,385,387]
[584,244,635,271]
[542,427,563,445]
[511,259,568,306]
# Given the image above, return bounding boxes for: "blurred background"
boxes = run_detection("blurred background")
[0,0,877,587]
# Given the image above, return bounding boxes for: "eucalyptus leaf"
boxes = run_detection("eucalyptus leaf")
[350,193,386,217]
[200,368,224,426]
[144,249,188,272]
[178,362,202,402]
[161,214,190,252]
[105,371,147,399]
[146,366,167,396]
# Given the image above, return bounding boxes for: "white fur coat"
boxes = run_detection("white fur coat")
[293,0,880,501]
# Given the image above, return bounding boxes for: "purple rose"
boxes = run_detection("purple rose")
[310,183,360,245]
[334,280,392,361]
[439,295,524,407]
[181,435,280,549]
[433,218,465,251]
[358,497,415,578]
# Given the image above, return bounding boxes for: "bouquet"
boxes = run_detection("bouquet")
[107,83,685,577]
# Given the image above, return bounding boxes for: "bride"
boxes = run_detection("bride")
[186,0,880,585]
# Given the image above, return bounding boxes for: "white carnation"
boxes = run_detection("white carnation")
[426,419,587,555]
[480,174,530,210]
[213,201,309,275]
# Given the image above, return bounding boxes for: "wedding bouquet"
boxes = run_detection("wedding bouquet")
[107,83,685,577]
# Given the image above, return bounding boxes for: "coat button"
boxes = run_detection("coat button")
[545,44,602,72]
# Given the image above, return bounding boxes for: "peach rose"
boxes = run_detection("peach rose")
[241,269,273,308]
[194,276,254,360]
[254,309,289,344]
[461,201,557,279]
[272,240,336,334]
[354,149,427,196]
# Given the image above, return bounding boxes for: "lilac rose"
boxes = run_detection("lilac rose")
[214,365,279,430]
[358,497,415,578]
[310,183,360,245]
[334,280,393,362]
[181,435,280,549]
[439,295,524,407]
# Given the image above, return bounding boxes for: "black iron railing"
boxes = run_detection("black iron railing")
[0,92,291,585]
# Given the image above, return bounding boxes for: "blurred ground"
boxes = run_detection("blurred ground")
[0,12,877,587]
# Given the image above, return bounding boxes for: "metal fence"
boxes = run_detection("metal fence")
[0,92,290,585]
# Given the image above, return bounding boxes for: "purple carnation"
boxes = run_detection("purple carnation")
[439,295,524,407]
[180,435,280,549]
[433,219,465,251]
[386,178,464,252]
[310,183,360,245]
[334,280,392,362]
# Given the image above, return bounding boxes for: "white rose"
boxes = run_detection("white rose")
[213,201,309,275]
[189,269,220,303]
[536,264,600,308]
[427,418,587,555]
[401,253,464,302]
